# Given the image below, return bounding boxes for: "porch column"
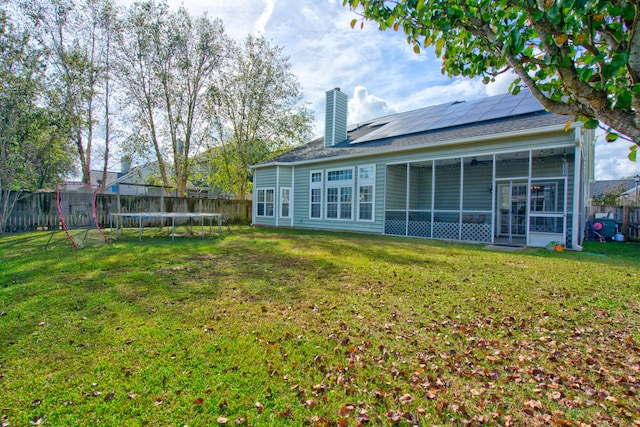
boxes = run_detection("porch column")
[572,145,582,249]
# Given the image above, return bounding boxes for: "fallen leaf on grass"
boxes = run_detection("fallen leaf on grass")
[30,416,44,425]
[386,410,402,423]
[548,391,563,400]
[278,409,293,419]
[104,393,115,402]
[399,394,414,405]
[193,398,204,405]
[527,399,542,409]
[339,404,355,415]
[217,416,228,424]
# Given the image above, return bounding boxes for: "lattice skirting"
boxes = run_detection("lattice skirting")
[433,221,459,240]
[385,220,406,235]
[461,223,492,242]
[408,221,431,237]
[387,220,492,243]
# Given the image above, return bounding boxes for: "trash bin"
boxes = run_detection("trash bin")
[593,218,617,239]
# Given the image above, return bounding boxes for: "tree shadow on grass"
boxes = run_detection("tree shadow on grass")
[0,233,344,349]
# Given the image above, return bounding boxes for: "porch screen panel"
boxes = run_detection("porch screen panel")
[432,159,461,239]
[385,165,407,209]
[495,151,529,179]
[408,163,432,237]
[385,164,408,235]
[531,149,573,179]
[460,157,493,242]
[409,164,432,210]
[463,157,492,211]
[434,159,460,210]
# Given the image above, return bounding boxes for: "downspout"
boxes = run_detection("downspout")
[491,154,496,244]
[276,166,280,227]
[459,158,464,241]
[527,150,533,246]
[405,163,410,236]
[291,166,295,227]
[572,128,584,250]
[251,169,256,227]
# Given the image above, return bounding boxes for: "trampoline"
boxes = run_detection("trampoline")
[110,212,222,241]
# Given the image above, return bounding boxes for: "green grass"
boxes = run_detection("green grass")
[1,228,639,426]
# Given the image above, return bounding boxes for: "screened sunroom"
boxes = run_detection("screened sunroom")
[383,148,574,247]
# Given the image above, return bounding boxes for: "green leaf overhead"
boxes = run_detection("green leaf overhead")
[344,0,640,156]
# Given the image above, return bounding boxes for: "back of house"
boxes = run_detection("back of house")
[251,88,595,249]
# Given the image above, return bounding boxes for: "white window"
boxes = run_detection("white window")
[256,188,275,217]
[280,187,291,218]
[310,171,323,219]
[358,165,375,221]
[326,167,354,220]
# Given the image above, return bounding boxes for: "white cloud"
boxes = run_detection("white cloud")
[485,69,519,96]
[348,86,397,125]
[254,0,276,35]
[595,137,639,180]
[114,0,635,179]
[393,79,486,113]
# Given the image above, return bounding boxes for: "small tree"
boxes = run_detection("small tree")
[345,0,640,159]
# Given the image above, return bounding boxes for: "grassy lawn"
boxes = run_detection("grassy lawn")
[1,227,639,426]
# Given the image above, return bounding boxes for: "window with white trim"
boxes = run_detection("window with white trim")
[256,188,275,217]
[280,187,291,218]
[326,167,354,220]
[310,171,323,219]
[358,165,375,221]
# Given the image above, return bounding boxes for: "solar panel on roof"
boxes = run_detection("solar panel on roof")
[350,89,544,144]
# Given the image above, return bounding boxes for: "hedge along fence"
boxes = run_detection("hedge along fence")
[3,191,252,233]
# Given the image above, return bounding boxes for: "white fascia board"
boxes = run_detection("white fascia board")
[250,122,578,169]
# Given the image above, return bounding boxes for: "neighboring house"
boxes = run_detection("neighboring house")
[91,159,235,199]
[251,88,596,248]
[590,179,639,205]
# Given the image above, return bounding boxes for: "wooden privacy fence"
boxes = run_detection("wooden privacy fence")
[3,191,252,233]
[587,204,640,241]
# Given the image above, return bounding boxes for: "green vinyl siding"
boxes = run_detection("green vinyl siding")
[434,159,461,210]
[252,125,586,247]
[463,161,492,211]
[385,164,407,210]
[409,165,432,210]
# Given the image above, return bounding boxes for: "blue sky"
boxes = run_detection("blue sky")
[122,0,639,181]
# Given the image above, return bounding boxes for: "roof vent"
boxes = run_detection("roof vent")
[325,88,348,147]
